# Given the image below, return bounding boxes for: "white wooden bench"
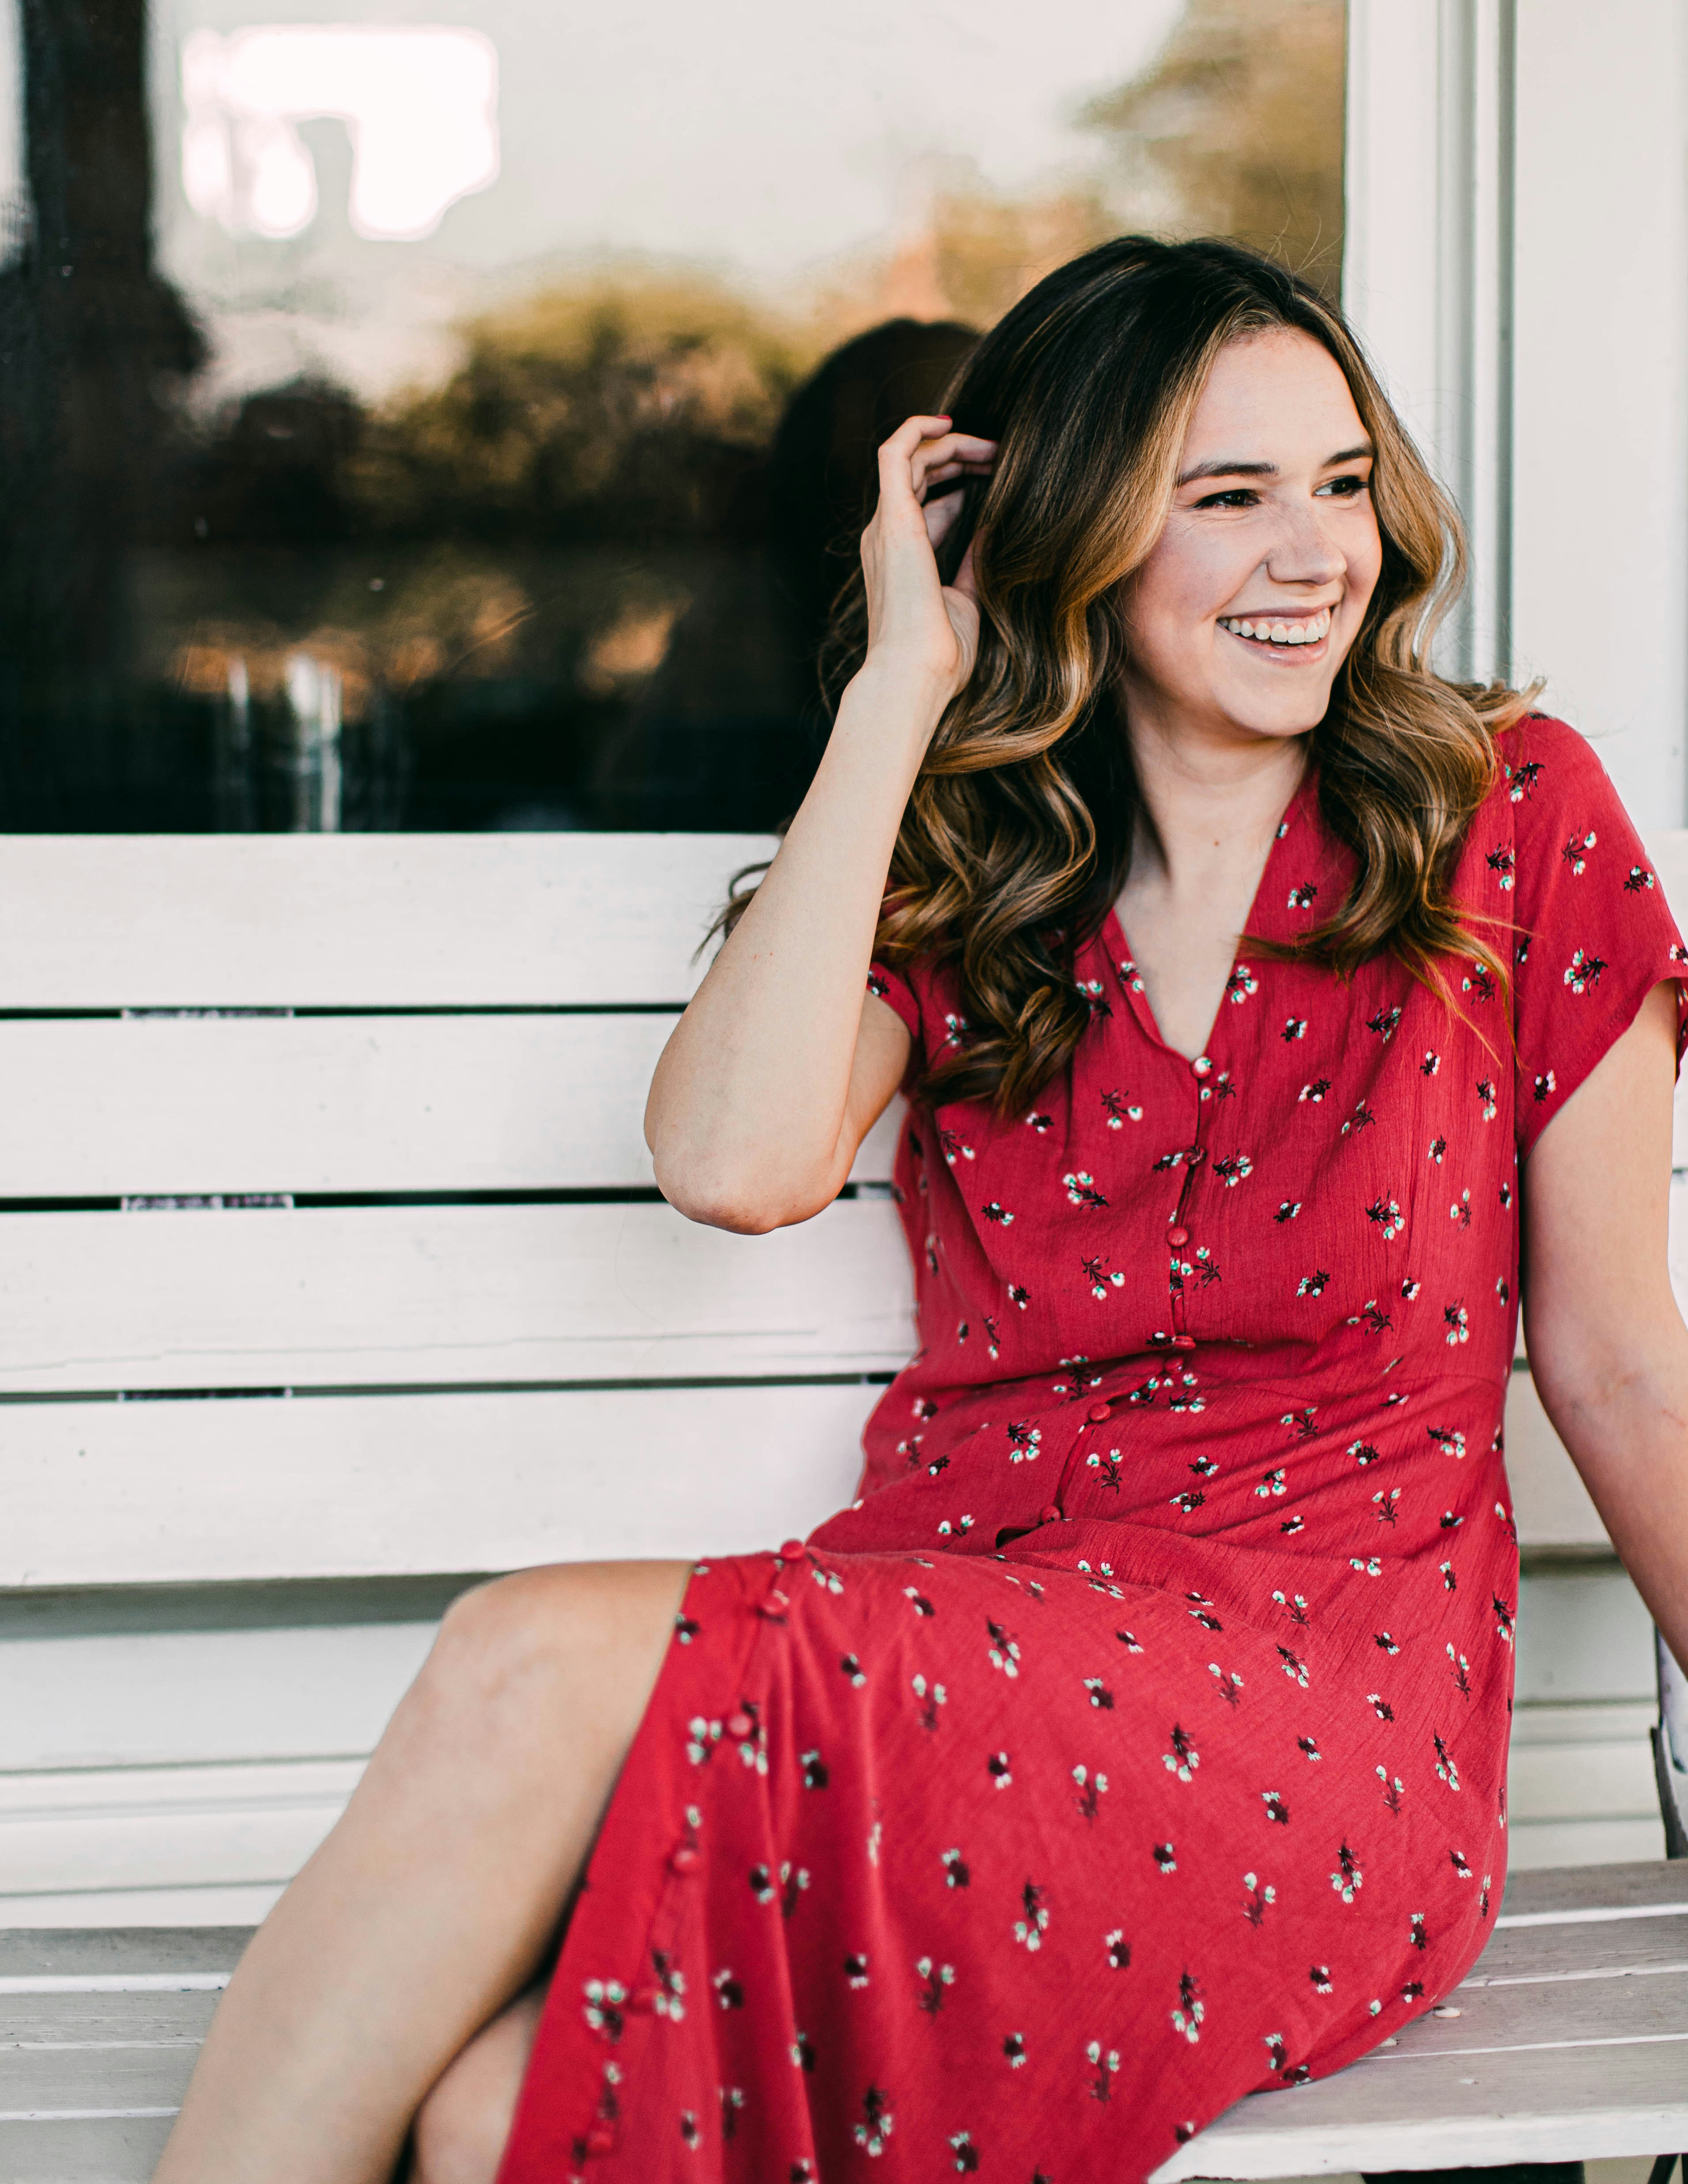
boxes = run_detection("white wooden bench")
[0,831,1684,2180]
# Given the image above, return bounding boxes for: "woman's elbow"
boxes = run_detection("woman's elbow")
[652,1150,835,1234]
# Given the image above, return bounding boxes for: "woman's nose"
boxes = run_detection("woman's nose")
[1266,505,1346,586]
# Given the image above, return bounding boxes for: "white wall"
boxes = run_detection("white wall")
[1344,0,1688,826]
[1510,0,1688,821]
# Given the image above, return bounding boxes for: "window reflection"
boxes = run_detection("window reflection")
[0,0,1343,832]
[182,26,499,242]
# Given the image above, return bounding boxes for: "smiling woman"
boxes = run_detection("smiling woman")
[796,238,1528,1119]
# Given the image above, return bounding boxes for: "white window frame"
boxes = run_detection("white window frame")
[1343,0,1688,825]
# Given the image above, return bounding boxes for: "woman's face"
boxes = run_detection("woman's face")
[1119,327,1384,752]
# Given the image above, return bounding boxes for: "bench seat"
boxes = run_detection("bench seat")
[2,1862,1682,2181]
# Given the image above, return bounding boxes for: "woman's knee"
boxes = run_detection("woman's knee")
[410,1989,545,2184]
[418,1567,597,1727]
[420,1562,689,1728]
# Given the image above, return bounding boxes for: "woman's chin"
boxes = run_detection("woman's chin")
[1206,664,1341,736]
[1203,696,1330,746]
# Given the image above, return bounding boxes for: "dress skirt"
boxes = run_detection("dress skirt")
[494,1514,1510,2184]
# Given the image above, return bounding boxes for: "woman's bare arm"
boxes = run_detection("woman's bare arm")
[645,417,995,1232]
[1522,979,1688,1675]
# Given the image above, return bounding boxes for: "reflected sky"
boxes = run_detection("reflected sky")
[182,25,500,241]
[1,0,1185,395]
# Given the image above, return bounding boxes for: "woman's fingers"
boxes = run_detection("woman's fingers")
[857,416,995,701]
[876,417,996,514]
[909,440,997,502]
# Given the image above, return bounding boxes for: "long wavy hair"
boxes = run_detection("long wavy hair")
[742,237,1530,1110]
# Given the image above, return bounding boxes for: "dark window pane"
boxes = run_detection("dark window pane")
[0,0,1344,831]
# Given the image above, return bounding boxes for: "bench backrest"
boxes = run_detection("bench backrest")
[0,835,907,1587]
[1,829,1686,1590]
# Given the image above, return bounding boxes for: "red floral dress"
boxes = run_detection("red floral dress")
[497,717,1687,2184]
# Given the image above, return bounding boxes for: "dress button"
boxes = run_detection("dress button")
[1172,1334,1197,1349]
[1183,1144,1206,1167]
[1192,1054,1213,1076]
[629,1986,658,2012]
[778,1538,806,1560]
[1166,1224,1190,1247]
[670,1842,701,1874]
[585,2122,616,2155]
[1039,1504,1062,1523]
[1087,1401,1112,1423]
[725,1710,754,1739]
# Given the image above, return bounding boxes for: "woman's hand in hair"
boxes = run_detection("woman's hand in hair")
[859,415,996,708]
[646,415,991,1233]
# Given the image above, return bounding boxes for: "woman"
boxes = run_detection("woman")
[155,237,1688,2184]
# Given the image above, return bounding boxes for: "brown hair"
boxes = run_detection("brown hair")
[748,237,1528,1109]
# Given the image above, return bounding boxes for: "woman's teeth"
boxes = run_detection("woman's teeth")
[1219,609,1332,647]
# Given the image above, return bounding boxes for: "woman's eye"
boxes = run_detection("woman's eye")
[1194,488,1258,511]
[1317,474,1370,498]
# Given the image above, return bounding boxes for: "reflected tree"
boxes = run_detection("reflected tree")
[1083,0,1346,299]
[0,0,202,819]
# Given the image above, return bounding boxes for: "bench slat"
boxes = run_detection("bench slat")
[0,1930,250,1976]
[0,1381,878,1585]
[1465,1908,1688,1982]
[0,1246,1636,1561]
[1388,1956,1688,2047]
[0,835,773,1010]
[1,829,1680,1014]
[0,1759,366,1902]
[1501,1859,1688,1916]
[0,2118,178,2180]
[0,1000,1672,1202]
[0,1015,901,1195]
[0,1199,914,1394]
[1149,2043,1688,2179]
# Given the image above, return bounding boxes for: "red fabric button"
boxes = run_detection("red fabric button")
[726,1710,754,1739]
[1172,1334,1197,1349]
[1086,1401,1112,1422]
[1166,1224,1190,1247]
[779,1538,806,1560]
[1184,1145,1206,1166]
[585,2122,616,2155]
[1039,1504,1062,1523]
[1192,1054,1213,1076]
[670,1842,700,1873]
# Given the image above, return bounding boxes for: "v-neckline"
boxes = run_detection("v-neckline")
[1103,768,1316,1065]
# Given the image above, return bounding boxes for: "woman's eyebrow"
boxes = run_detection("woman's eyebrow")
[1177,456,1276,486]
[1176,441,1375,488]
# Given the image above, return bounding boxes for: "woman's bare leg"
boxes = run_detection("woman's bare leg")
[152,1558,692,2184]
[406,1986,546,2184]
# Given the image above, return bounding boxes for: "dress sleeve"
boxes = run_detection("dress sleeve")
[1505,717,1688,1158]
